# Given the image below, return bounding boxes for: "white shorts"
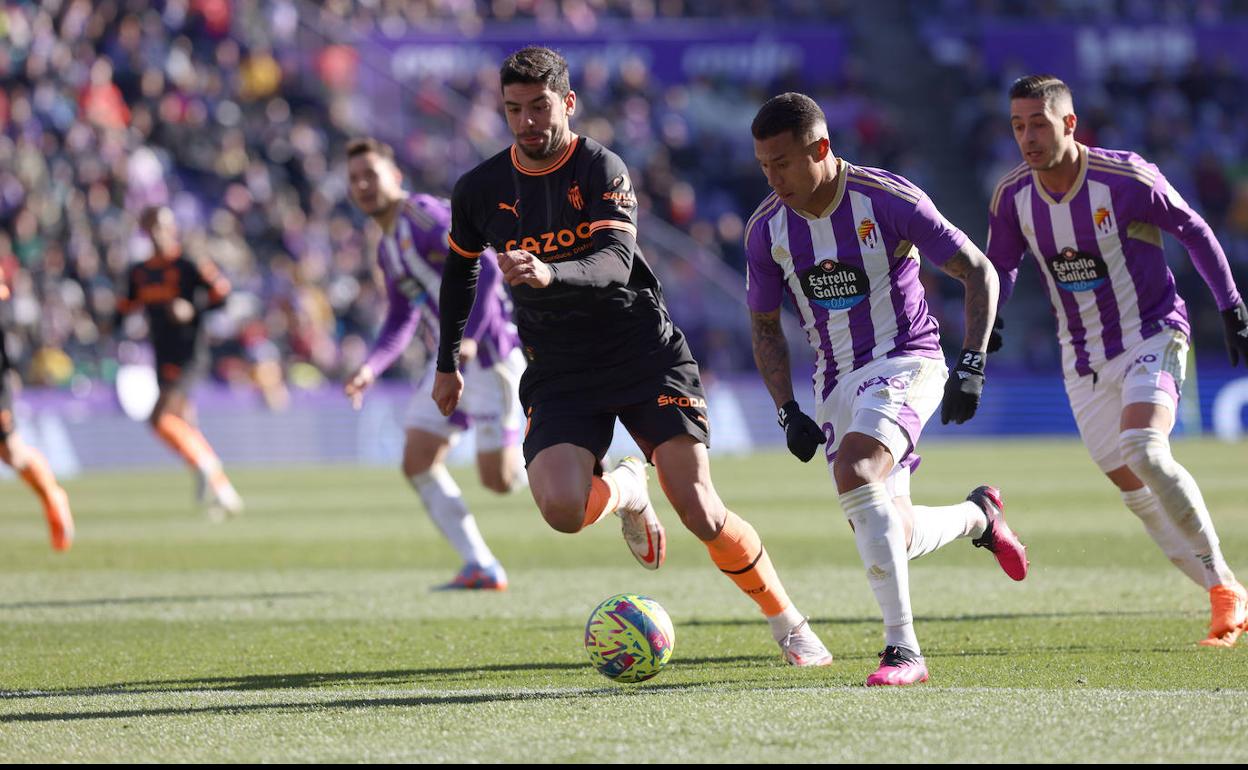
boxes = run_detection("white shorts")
[404,347,526,452]
[815,355,948,499]
[1065,328,1188,472]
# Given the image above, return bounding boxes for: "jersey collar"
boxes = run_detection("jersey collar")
[510,135,579,176]
[792,157,846,221]
[1033,143,1088,206]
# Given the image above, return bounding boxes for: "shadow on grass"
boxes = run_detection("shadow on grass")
[0,655,771,702]
[0,592,326,610]
[0,680,722,724]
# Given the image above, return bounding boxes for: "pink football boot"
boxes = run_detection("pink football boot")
[865,645,929,687]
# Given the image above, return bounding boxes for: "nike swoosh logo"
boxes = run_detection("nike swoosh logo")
[642,528,657,563]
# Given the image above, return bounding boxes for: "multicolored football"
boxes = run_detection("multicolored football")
[584,594,675,683]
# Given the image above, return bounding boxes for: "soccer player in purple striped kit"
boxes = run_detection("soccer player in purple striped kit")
[987,75,1248,647]
[345,137,526,591]
[746,93,1030,686]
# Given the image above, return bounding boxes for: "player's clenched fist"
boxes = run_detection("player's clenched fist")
[432,369,465,417]
[941,348,985,425]
[499,249,553,289]
[777,400,825,462]
[1222,301,1248,367]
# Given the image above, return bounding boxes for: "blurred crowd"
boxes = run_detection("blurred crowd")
[0,0,891,393]
[2,0,1246,402]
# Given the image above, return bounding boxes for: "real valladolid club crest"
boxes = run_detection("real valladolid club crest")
[567,181,584,211]
[857,218,878,249]
[1094,206,1114,235]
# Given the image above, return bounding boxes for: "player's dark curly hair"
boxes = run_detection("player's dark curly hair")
[500,46,570,97]
[1008,75,1074,113]
[751,92,826,143]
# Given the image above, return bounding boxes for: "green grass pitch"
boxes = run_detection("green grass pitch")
[2,438,1247,762]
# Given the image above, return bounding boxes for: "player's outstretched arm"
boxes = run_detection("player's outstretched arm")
[1146,173,1248,365]
[938,244,1000,425]
[751,309,824,462]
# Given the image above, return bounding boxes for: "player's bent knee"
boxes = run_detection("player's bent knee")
[477,464,519,495]
[479,472,511,495]
[401,455,435,478]
[532,490,588,534]
[1119,428,1171,476]
[832,456,879,493]
[539,502,586,534]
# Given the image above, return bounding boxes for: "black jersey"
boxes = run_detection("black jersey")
[440,135,687,388]
[118,252,230,364]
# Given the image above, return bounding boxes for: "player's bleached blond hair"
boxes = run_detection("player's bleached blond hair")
[1009,75,1075,115]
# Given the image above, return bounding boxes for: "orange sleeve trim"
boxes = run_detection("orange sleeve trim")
[447,235,483,258]
[588,219,637,238]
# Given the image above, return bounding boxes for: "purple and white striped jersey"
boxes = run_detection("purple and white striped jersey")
[745,160,968,401]
[365,193,518,375]
[987,144,1242,377]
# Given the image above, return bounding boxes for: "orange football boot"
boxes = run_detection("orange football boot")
[1198,582,1248,648]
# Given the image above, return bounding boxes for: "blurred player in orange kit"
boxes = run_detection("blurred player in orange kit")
[0,263,74,550]
[117,206,242,519]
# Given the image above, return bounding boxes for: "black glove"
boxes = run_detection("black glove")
[941,349,985,425]
[1223,302,1248,367]
[986,317,1005,354]
[777,400,825,462]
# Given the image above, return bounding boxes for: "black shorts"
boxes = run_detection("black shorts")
[520,358,710,468]
[156,351,207,392]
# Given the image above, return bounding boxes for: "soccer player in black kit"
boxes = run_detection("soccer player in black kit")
[118,206,242,518]
[433,47,833,665]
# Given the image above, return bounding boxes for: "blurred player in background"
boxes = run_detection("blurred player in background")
[344,137,526,591]
[988,75,1248,647]
[746,92,1029,686]
[0,265,74,551]
[434,47,834,665]
[117,206,242,519]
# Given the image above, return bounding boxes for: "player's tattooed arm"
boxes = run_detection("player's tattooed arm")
[939,243,1000,354]
[753,308,826,461]
[750,309,795,407]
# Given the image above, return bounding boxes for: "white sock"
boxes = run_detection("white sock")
[1120,429,1234,589]
[766,604,806,643]
[608,462,647,515]
[840,483,920,655]
[907,501,987,560]
[410,466,497,567]
[1121,486,1207,588]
